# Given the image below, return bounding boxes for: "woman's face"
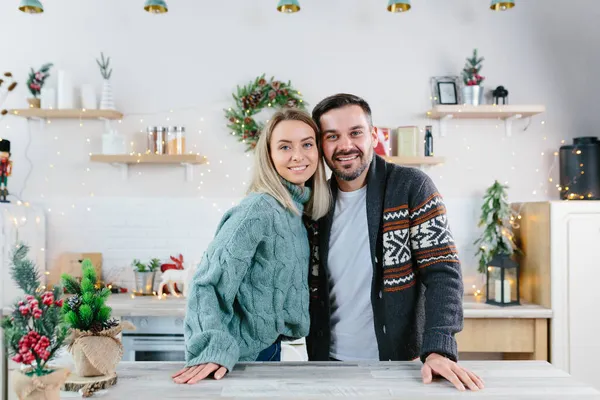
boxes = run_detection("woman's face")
[269,120,319,187]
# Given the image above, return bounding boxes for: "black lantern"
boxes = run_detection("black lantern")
[485,254,520,306]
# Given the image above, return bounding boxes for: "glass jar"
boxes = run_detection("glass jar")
[147,126,167,154]
[167,126,186,155]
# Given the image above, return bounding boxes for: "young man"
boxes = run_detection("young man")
[306,94,484,392]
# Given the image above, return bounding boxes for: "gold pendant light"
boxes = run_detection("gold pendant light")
[144,0,168,14]
[387,0,411,13]
[277,0,300,13]
[490,0,515,11]
[19,0,44,14]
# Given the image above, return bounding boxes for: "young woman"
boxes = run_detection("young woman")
[172,108,331,384]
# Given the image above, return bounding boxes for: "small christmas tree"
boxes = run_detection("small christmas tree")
[462,48,485,86]
[473,181,520,274]
[60,259,117,333]
[0,243,68,376]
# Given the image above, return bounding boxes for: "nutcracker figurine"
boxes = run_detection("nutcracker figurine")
[0,139,12,203]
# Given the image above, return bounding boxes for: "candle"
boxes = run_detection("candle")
[494,279,511,303]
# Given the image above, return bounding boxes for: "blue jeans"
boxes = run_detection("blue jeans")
[256,341,281,362]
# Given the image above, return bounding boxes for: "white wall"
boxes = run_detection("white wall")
[0,0,594,290]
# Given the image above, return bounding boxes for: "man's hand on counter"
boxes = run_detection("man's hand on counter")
[421,353,485,391]
[172,363,228,384]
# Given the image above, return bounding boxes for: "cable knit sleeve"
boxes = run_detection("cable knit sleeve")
[183,201,271,371]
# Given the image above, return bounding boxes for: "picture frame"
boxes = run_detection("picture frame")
[430,76,462,106]
[437,82,457,105]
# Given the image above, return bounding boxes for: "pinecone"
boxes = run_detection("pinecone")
[66,295,81,311]
[247,91,262,109]
[90,321,103,333]
[102,318,119,330]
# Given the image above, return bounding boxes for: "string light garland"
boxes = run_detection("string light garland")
[6,101,563,298]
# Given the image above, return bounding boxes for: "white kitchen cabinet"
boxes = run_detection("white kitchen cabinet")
[566,215,600,388]
[514,201,600,390]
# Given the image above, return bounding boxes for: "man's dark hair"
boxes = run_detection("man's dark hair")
[311,93,373,131]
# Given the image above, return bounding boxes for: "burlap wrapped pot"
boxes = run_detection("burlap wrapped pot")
[11,368,70,400]
[67,320,135,377]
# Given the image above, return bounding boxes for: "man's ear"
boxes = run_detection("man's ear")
[371,126,379,148]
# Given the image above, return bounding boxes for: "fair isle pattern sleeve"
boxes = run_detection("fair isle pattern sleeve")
[382,205,415,292]
[409,193,459,268]
[409,177,463,362]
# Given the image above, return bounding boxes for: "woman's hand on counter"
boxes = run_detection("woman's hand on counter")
[172,363,228,384]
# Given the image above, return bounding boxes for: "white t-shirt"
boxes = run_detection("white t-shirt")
[327,186,379,361]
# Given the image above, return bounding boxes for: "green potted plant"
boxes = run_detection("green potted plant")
[1,243,70,400]
[61,259,132,377]
[132,258,161,295]
[474,180,522,273]
[26,63,53,108]
[461,48,485,105]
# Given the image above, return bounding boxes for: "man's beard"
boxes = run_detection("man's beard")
[327,148,371,182]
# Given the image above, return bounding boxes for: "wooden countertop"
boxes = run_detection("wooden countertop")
[85,361,598,399]
[2,294,553,319]
[101,294,551,319]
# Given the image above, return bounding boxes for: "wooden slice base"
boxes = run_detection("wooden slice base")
[62,372,117,393]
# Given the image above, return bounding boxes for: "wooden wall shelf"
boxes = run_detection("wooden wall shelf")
[425,104,546,136]
[9,108,123,120]
[384,156,445,167]
[90,154,208,181]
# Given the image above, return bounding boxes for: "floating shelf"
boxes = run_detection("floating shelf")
[90,154,208,181]
[384,156,445,167]
[425,104,546,136]
[9,108,123,120]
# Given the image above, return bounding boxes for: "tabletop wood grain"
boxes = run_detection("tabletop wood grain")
[81,360,599,399]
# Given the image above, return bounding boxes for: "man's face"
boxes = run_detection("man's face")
[319,105,378,182]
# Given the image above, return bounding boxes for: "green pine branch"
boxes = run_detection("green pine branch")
[96,52,113,80]
[61,274,81,295]
[9,243,41,294]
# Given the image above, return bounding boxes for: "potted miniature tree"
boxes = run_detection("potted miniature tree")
[132,258,160,295]
[61,259,133,377]
[1,243,69,400]
[461,48,485,105]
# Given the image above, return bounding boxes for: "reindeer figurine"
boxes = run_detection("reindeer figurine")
[158,259,199,298]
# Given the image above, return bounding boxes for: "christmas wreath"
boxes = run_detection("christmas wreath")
[225,74,306,151]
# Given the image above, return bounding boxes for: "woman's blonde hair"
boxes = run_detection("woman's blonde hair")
[248,108,331,220]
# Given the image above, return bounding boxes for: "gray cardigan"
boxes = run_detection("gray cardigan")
[305,155,464,362]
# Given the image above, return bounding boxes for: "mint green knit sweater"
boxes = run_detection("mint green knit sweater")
[183,183,311,371]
